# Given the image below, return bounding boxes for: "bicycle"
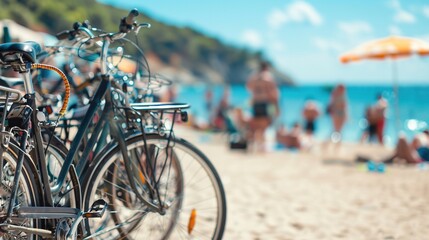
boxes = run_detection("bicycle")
[0,40,97,239]
[0,8,226,239]
[54,11,227,239]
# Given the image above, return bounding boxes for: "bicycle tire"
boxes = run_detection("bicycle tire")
[82,134,227,239]
[0,142,42,239]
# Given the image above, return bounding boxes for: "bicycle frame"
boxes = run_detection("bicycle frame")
[50,36,160,211]
[5,34,162,224]
[0,25,180,240]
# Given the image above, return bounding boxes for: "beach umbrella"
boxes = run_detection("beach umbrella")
[339,35,429,132]
[340,36,429,63]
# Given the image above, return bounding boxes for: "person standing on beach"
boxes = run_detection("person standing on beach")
[212,86,230,131]
[205,87,214,127]
[327,84,347,143]
[246,61,279,151]
[374,93,388,144]
[361,106,378,143]
[302,99,320,136]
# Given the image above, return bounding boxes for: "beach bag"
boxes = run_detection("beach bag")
[229,133,247,150]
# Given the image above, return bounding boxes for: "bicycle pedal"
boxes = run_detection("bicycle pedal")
[83,199,108,218]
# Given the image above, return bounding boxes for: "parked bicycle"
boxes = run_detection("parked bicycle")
[0,8,226,239]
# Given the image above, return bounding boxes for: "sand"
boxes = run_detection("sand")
[176,126,429,240]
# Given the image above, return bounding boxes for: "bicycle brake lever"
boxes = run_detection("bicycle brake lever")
[134,23,151,34]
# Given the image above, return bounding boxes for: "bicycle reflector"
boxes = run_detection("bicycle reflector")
[188,208,197,234]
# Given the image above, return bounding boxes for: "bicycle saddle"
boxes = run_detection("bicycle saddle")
[0,41,42,64]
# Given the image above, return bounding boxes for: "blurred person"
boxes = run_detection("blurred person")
[276,123,302,149]
[212,86,230,131]
[360,106,378,143]
[246,61,279,152]
[387,130,429,164]
[327,84,347,143]
[384,133,429,163]
[374,93,388,144]
[302,99,320,136]
[358,130,429,164]
[205,87,214,120]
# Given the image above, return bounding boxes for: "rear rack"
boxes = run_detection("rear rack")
[130,102,190,111]
[0,85,23,103]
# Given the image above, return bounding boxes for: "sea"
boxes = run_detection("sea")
[174,84,429,147]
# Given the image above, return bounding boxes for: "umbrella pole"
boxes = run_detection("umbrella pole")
[392,59,401,136]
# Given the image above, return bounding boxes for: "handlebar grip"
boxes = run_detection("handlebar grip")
[73,22,82,31]
[125,8,139,25]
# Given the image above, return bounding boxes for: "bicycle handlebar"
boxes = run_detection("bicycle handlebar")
[126,8,139,24]
[50,8,152,108]
[56,8,146,42]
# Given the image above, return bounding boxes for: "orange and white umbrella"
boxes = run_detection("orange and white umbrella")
[340,35,429,132]
[340,36,429,63]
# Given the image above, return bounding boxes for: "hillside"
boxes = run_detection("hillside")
[0,0,293,85]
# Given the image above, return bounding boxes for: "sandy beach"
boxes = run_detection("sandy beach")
[176,126,429,240]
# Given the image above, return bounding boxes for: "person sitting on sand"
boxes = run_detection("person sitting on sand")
[358,130,429,164]
[276,123,302,149]
[384,130,429,164]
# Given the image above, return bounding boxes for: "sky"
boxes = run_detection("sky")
[98,0,429,85]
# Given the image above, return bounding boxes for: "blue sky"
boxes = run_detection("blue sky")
[98,0,429,85]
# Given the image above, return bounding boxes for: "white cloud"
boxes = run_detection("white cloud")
[286,1,323,26]
[389,0,416,24]
[389,25,402,35]
[241,30,262,48]
[313,38,343,52]
[267,0,323,29]
[338,21,373,37]
[423,6,429,18]
[267,9,288,29]
[394,10,416,23]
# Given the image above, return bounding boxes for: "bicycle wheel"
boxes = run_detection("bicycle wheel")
[83,134,227,239]
[139,136,227,240]
[42,133,78,208]
[0,143,41,239]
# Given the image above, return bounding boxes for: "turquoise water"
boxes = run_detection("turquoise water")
[175,84,429,146]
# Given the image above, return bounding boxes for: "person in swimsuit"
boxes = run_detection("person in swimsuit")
[246,61,279,151]
[302,99,320,136]
[358,130,429,164]
[361,106,378,143]
[212,86,230,131]
[328,84,347,143]
[374,93,388,144]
